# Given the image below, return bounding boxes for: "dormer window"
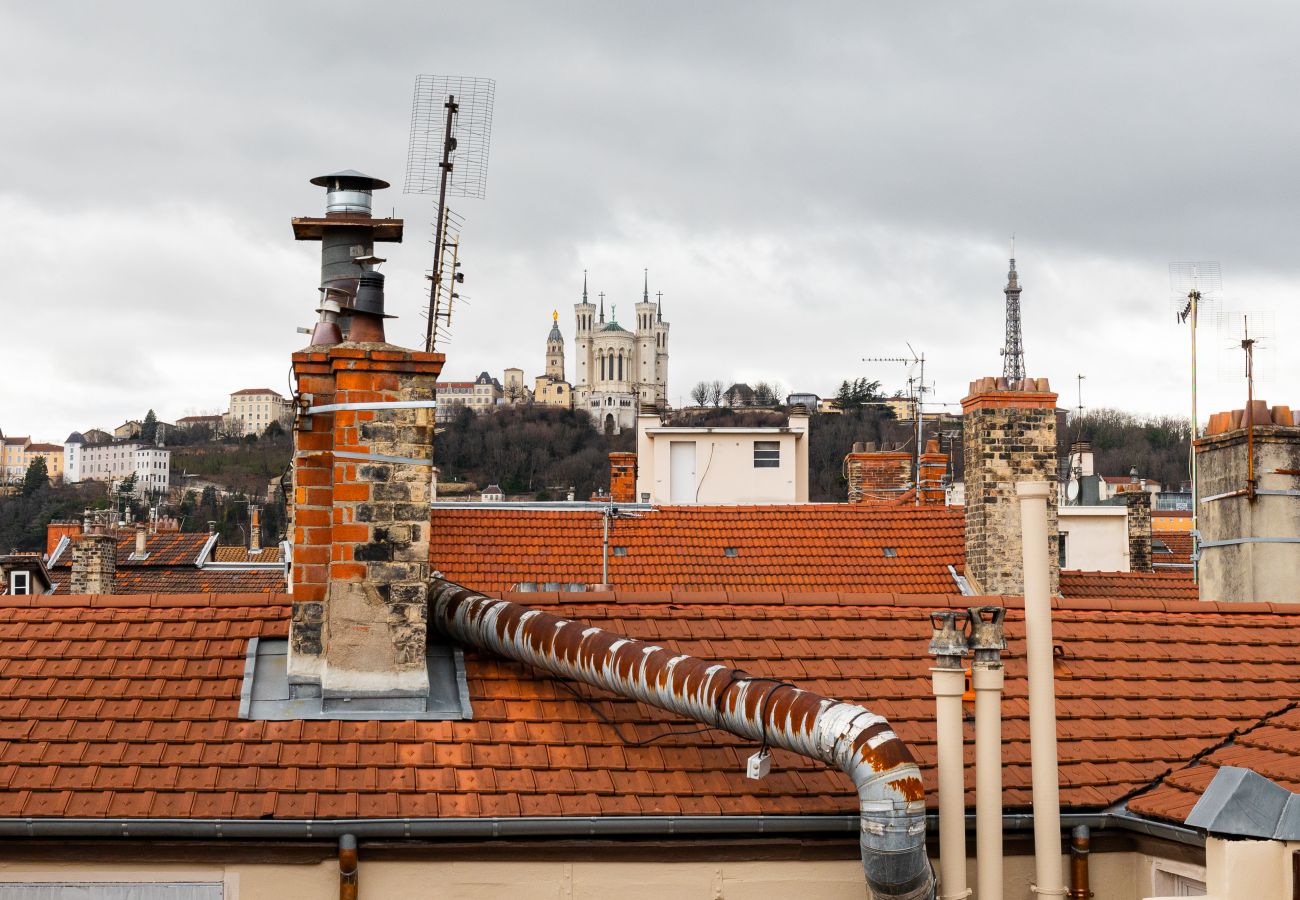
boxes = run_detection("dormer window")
[9,571,30,595]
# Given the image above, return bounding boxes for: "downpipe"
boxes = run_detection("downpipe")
[429,579,935,900]
[339,833,358,900]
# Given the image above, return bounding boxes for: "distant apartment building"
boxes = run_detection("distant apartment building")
[175,414,224,432]
[436,372,503,422]
[1,434,31,482]
[226,388,293,437]
[25,443,65,481]
[63,433,170,497]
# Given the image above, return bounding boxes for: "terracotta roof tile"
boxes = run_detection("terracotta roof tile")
[0,590,1294,827]
[1152,530,1194,567]
[1059,570,1198,602]
[430,505,965,593]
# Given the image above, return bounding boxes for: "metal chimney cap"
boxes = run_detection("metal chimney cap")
[310,170,391,191]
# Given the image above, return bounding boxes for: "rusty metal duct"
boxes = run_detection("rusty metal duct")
[429,580,935,900]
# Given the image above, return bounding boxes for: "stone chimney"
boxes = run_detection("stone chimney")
[133,523,147,559]
[845,443,911,503]
[1196,401,1300,602]
[918,438,949,504]
[70,528,116,594]
[962,376,1060,595]
[1124,490,1152,573]
[609,452,637,504]
[287,283,444,704]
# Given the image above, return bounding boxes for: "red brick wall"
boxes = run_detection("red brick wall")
[845,451,911,503]
[609,452,637,504]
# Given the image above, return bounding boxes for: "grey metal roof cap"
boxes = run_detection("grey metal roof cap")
[310,169,390,190]
[64,431,84,443]
[1186,766,1300,839]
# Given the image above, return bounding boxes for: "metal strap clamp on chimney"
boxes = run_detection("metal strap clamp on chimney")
[928,611,971,900]
[429,579,935,900]
[969,606,1007,900]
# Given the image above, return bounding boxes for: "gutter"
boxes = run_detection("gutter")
[0,812,1204,847]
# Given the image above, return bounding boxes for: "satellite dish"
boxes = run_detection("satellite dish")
[1066,480,1080,502]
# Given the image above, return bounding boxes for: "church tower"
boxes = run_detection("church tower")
[546,310,565,380]
[634,269,658,405]
[574,270,596,394]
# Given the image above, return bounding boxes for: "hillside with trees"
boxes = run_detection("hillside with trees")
[1063,409,1191,490]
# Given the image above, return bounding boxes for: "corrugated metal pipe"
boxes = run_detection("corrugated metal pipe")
[969,606,1007,900]
[429,579,935,900]
[927,610,970,900]
[339,832,358,900]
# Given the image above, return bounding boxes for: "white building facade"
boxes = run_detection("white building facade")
[226,388,293,437]
[573,273,669,433]
[63,434,170,497]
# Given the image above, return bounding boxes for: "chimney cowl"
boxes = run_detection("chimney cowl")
[927,610,969,664]
[350,271,394,319]
[310,169,390,217]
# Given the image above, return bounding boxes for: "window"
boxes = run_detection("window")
[613,546,628,557]
[753,441,780,468]
[882,547,897,558]
[9,571,30,595]
[1058,532,1068,568]
[723,547,739,557]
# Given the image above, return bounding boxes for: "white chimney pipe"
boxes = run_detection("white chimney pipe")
[970,607,1007,900]
[928,611,970,900]
[1017,481,1066,897]
[134,523,147,559]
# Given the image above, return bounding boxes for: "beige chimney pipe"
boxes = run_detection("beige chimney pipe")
[928,611,970,900]
[970,607,1007,900]
[250,505,261,554]
[1017,481,1066,897]
[134,523,147,559]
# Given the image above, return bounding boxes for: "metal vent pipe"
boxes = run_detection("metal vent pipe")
[970,606,1007,900]
[927,610,970,900]
[429,579,935,900]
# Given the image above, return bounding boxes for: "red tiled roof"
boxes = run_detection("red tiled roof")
[26,443,63,453]
[0,588,1294,824]
[111,569,285,593]
[1152,531,1193,567]
[429,505,966,593]
[1059,570,1197,601]
[50,530,212,569]
[48,532,282,594]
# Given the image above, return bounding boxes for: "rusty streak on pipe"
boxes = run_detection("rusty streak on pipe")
[429,579,935,900]
[339,833,358,900]
[1068,825,1091,899]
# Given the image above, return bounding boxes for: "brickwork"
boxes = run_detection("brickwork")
[918,439,948,504]
[1124,491,1153,573]
[288,344,444,695]
[845,451,911,503]
[962,377,1060,595]
[609,452,637,503]
[69,533,116,594]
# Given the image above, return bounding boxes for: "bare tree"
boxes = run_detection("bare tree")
[752,381,775,406]
[690,381,709,407]
[707,380,724,407]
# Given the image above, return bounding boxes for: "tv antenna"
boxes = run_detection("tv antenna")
[863,344,928,505]
[404,75,495,351]
[1169,260,1222,581]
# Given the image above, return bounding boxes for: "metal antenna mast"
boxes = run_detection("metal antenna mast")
[864,346,928,505]
[1170,260,1222,584]
[999,238,1026,383]
[404,75,495,351]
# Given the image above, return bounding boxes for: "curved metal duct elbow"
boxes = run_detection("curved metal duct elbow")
[429,580,934,900]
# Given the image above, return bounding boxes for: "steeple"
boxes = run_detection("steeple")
[548,308,563,342]
[599,291,605,324]
[643,268,649,303]
[656,290,663,323]
[1001,243,1026,383]
[582,269,588,304]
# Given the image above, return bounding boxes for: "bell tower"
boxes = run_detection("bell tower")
[546,310,565,381]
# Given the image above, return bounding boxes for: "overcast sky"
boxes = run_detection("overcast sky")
[2,1,1297,441]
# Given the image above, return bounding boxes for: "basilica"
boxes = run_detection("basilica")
[565,271,670,433]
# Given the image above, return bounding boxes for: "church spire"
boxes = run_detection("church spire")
[643,268,649,303]
[582,269,588,304]
[656,290,663,323]
[599,290,605,323]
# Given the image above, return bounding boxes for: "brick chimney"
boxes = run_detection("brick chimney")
[609,452,637,503]
[1196,401,1300,602]
[962,376,1060,595]
[70,528,116,594]
[1124,490,1153,572]
[45,520,81,558]
[918,438,949,504]
[249,505,261,553]
[845,443,911,503]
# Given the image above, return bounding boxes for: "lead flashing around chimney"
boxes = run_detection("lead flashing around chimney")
[1186,766,1300,840]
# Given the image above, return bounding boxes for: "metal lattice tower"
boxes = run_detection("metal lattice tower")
[1000,256,1025,383]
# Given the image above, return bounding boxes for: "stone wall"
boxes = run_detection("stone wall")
[962,377,1060,595]
[69,533,116,594]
